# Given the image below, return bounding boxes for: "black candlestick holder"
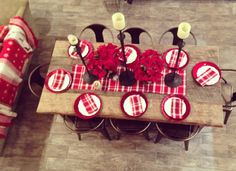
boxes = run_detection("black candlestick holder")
[117,30,136,86]
[76,43,98,84]
[164,39,185,88]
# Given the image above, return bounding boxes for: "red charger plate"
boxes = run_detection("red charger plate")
[45,69,72,93]
[120,91,148,118]
[161,94,191,121]
[67,39,93,59]
[192,61,221,86]
[74,93,102,119]
[162,48,190,69]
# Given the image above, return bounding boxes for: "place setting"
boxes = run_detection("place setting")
[73,92,102,119]
[161,94,191,121]
[44,68,72,93]
[192,61,221,87]
[120,92,148,118]
[162,48,189,70]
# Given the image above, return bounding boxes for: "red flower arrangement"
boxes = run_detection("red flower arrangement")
[134,49,164,83]
[87,43,119,79]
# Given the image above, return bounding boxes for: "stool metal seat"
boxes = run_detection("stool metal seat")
[154,123,202,151]
[109,119,151,140]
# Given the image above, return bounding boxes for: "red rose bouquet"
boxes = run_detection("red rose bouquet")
[87,43,119,79]
[134,49,164,83]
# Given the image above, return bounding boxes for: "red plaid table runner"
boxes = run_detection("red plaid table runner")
[169,49,185,68]
[71,65,186,95]
[51,69,66,89]
[71,41,86,56]
[196,68,218,86]
[170,98,183,119]
[80,94,98,114]
[130,95,144,116]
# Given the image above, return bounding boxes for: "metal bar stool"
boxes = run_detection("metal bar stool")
[154,123,202,151]
[63,116,111,140]
[28,64,49,98]
[109,119,152,140]
[221,69,236,124]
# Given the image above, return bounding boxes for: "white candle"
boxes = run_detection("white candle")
[112,12,126,31]
[67,34,78,45]
[177,22,191,39]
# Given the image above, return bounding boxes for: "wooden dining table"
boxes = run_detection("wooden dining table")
[36,40,223,127]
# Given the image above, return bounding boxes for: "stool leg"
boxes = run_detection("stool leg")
[154,133,162,143]
[101,121,112,141]
[74,117,82,141]
[77,133,82,141]
[143,130,150,141]
[224,110,232,125]
[184,140,189,151]
[116,132,121,140]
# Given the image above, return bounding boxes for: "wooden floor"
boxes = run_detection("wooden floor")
[1,0,236,170]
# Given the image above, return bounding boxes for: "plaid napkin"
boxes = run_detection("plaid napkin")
[196,68,218,86]
[81,94,98,114]
[129,95,144,116]
[119,47,133,62]
[51,69,66,89]
[170,98,183,119]
[168,49,185,68]
[71,65,186,95]
[71,40,87,57]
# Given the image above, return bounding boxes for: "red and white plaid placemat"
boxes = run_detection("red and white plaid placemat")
[80,94,98,114]
[170,98,183,119]
[196,68,218,86]
[130,95,144,116]
[71,65,186,95]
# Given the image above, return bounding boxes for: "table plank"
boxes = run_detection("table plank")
[37,40,223,127]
